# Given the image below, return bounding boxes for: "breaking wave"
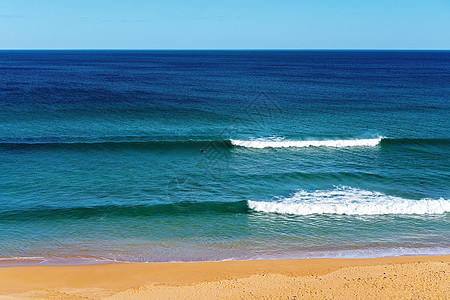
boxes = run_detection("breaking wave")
[248,186,450,215]
[1,137,448,151]
[231,137,383,148]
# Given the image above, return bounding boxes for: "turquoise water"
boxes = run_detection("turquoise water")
[0,51,449,265]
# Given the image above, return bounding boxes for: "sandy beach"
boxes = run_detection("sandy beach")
[0,255,448,299]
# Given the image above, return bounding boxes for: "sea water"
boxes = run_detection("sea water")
[0,50,449,265]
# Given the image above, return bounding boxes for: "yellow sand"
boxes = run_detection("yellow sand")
[0,256,449,299]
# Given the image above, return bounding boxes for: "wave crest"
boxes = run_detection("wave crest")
[230,137,383,148]
[0,201,250,221]
[248,187,450,215]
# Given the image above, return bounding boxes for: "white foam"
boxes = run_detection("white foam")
[248,187,450,215]
[0,256,45,261]
[230,137,383,148]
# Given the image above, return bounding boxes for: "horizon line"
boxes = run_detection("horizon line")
[1,48,449,51]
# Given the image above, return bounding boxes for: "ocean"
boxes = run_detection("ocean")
[0,50,449,265]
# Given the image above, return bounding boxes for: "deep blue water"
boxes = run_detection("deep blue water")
[0,50,449,265]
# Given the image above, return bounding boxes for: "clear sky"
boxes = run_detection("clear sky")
[1,0,449,49]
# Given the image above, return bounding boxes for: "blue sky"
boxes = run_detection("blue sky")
[0,0,449,49]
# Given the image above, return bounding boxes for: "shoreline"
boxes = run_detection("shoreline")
[1,251,449,267]
[1,255,448,299]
